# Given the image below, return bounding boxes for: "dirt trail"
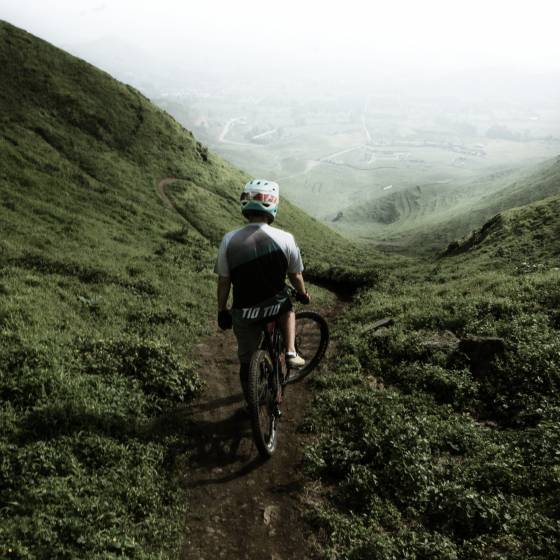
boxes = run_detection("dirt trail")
[156,177,184,216]
[181,325,326,560]
[156,178,339,559]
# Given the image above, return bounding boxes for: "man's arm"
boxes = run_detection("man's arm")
[288,272,306,295]
[217,275,231,311]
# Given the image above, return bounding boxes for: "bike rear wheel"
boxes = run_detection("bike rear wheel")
[247,349,278,458]
[286,310,329,384]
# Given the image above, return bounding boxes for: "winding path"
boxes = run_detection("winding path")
[217,117,263,148]
[156,177,183,214]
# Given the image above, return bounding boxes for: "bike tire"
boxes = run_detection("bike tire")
[286,310,329,384]
[247,349,278,458]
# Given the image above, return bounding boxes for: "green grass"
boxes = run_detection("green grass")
[337,156,560,254]
[0,20,375,559]
[303,199,560,559]
[444,193,560,264]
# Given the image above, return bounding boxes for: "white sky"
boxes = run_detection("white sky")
[2,0,560,79]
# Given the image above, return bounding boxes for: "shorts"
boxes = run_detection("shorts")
[232,288,293,364]
[231,287,292,325]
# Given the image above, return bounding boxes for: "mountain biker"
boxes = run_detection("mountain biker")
[214,179,310,403]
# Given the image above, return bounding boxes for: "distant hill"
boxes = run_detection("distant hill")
[443,193,560,266]
[0,19,371,558]
[335,157,560,253]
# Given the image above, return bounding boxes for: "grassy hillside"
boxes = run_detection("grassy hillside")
[304,197,560,558]
[0,20,375,559]
[336,157,560,253]
[6,16,559,560]
[444,194,560,265]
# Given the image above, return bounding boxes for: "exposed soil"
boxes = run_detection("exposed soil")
[181,325,325,560]
[156,177,183,216]
[156,178,341,559]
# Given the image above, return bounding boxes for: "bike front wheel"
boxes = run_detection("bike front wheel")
[247,349,278,458]
[286,310,329,384]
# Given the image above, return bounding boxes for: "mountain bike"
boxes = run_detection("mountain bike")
[247,293,329,458]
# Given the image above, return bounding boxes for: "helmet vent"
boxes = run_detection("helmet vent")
[241,179,280,222]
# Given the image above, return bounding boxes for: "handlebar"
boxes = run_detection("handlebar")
[287,286,310,304]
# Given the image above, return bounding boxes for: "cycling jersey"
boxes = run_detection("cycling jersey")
[214,223,303,311]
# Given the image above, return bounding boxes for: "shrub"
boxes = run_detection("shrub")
[77,336,201,409]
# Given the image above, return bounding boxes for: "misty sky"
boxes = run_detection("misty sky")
[0,0,560,99]
[3,1,560,72]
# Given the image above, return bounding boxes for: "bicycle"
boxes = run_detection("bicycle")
[247,291,329,458]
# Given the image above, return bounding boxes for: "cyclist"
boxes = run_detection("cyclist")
[214,179,310,402]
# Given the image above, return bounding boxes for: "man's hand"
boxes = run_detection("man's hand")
[295,291,311,305]
[218,309,233,330]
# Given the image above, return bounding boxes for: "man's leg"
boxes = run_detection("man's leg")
[278,310,305,367]
[278,309,296,353]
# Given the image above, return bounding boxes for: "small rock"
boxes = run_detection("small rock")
[459,336,506,358]
[361,317,395,335]
[263,505,279,526]
[421,330,460,352]
[459,336,506,378]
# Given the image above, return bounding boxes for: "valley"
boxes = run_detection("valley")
[156,86,560,251]
[2,18,560,560]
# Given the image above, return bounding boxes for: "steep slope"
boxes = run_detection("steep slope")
[0,20,374,559]
[443,193,560,266]
[414,156,560,253]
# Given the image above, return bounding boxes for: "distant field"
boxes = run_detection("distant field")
[156,92,560,247]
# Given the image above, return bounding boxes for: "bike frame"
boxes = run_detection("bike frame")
[261,321,286,402]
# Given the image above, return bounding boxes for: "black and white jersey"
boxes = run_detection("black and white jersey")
[214,223,303,309]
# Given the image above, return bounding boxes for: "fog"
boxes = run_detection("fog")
[2,0,560,99]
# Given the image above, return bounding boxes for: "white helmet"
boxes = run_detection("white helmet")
[240,179,280,222]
